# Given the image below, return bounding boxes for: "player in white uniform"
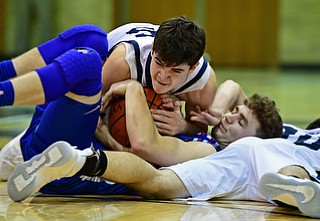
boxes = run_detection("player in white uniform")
[0,16,216,137]
[102,17,217,136]
[282,123,320,151]
[106,22,210,94]
[0,17,215,182]
[7,135,320,218]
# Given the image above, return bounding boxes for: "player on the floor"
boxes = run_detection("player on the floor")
[7,136,320,218]
[0,46,139,195]
[96,79,282,160]
[0,46,282,197]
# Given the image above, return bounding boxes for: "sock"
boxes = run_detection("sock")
[0,60,16,81]
[0,81,15,106]
[77,149,108,177]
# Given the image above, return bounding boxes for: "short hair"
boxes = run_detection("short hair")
[244,94,283,138]
[306,117,320,130]
[153,16,206,68]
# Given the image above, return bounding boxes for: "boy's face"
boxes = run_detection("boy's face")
[211,105,261,148]
[150,52,196,94]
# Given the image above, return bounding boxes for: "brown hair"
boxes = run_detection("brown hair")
[153,16,206,68]
[245,94,283,138]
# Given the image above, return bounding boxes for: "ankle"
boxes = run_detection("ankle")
[77,149,108,177]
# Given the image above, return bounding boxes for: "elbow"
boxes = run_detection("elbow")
[130,136,151,156]
[224,79,240,89]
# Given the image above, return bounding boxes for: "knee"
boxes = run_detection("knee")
[60,24,109,60]
[55,47,102,96]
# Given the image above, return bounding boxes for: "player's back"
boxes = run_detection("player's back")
[282,123,320,150]
[107,23,159,50]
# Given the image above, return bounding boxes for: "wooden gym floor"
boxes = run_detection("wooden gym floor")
[0,182,315,221]
[0,68,319,220]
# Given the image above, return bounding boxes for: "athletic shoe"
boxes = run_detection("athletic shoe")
[260,172,320,218]
[7,141,86,202]
[0,132,24,181]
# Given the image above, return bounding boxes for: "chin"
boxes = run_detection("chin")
[153,84,169,94]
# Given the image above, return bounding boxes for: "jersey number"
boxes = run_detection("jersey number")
[283,126,320,150]
[126,27,156,38]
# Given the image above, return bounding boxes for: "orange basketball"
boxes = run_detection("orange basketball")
[106,87,165,147]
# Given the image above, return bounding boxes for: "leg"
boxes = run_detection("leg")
[8,143,190,202]
[7,47,109,197]
[0,47,102,106]
[260,165,320,218]
[0,24,108,81]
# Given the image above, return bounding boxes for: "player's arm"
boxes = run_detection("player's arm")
[125,81,216,166]
[101,44,131,95]
[178,67,218,135]
[190,79,248,126]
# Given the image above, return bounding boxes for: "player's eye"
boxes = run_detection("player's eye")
[171,68,183,74]
[155,60,162,66]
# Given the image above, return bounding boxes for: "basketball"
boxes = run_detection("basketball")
[106,87,165,147]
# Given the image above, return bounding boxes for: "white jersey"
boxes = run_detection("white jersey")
[282,123,320,150]
[164,137,320,202]
[107,23,211,94]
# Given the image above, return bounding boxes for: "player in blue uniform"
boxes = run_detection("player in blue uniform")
[0,18,282,195]
[0,16,216,136]
[0,61,282,195]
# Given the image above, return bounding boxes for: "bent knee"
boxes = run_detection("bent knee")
[60,24,109,60]
[54,47,102,96]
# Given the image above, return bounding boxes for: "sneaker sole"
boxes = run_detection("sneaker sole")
[7,141,73,202]
[260,172,320,218]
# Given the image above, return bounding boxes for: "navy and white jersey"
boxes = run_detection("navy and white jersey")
[107,23,211,95]
[165,137,320,201]
[282,123,320,151]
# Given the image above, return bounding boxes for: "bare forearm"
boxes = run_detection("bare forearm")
[210,80,247,113]
[125,82,160,154]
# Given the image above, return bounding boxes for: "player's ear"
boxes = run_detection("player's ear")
[188,62,199,73]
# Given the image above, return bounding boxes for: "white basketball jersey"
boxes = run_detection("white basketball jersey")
[282,123,320,150]
[107,23,211,95]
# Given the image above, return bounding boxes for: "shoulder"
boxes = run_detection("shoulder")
[179,67,217,109]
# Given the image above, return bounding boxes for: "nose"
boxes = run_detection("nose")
[224,113,237,124]
[157,68,170,80]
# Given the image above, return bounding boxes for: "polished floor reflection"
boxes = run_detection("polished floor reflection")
[0,183,315,221]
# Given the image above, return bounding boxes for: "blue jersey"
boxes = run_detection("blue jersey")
[176,132,222,152]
